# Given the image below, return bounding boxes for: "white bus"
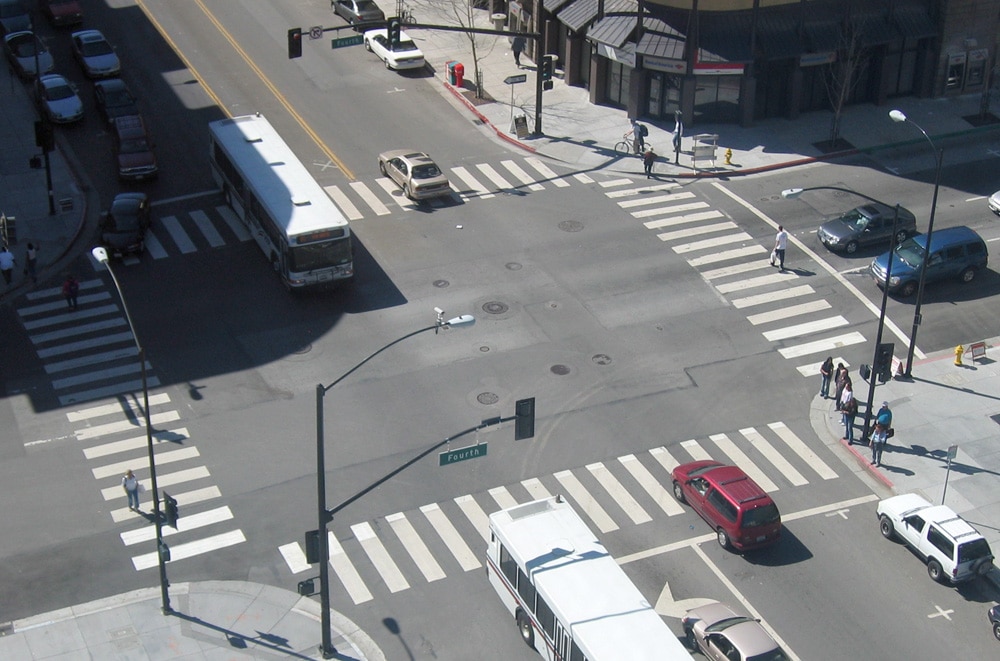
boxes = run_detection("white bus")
[208,114,354,289]
[487,496,694,660]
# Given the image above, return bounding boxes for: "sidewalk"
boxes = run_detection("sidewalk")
[0,581,383,660]
[809,338,1000,586]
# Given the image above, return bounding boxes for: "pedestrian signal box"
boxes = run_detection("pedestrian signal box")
[163,492,179,528]
[288,27,303,59]
[515,397,535,440]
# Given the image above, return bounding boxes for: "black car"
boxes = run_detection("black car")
[990,605,1000,642]
[817,203,916,255]
[94,78,138,124]
[100,193,151,258]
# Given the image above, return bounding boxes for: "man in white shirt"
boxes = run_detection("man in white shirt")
[774,226,788,271]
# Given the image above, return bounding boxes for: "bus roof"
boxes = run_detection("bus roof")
[489,497,693,660]
[207,114,348,241]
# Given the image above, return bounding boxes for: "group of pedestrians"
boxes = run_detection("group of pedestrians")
[820,357,893,466]
[624,111,685,178]
[0,242,40,289]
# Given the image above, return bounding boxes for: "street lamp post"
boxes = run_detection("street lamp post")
[888,109,943,377]
[92,247,171,614]
[314,308,475,659]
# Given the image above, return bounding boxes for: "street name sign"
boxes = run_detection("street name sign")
[504,74,528,85]
[332,35,364,49]
[439,443,487,466]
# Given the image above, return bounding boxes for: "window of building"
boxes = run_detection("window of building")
[693,75,740,123]
[605,58,631,109]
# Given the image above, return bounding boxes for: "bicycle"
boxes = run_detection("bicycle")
[614,134,645,156]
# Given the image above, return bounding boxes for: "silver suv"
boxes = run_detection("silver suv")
[877,493,994,584]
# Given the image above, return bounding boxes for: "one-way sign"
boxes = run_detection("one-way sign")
[504,74,528,85]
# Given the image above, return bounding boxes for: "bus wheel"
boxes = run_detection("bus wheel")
[515,609,534,648]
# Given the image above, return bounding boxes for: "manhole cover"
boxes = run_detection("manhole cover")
[292,343,312,355]
[551,364,571,375]
[592,354,611,365]
[483,301,509,315]
[558,220,584,232]
[479,346,491,352]
[477,392,499,405]
[433,279,449,288]
[506,262,522,271]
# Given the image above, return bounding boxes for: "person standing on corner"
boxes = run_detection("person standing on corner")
[24,243,38,284]
[774,225,788,271]
[819,356,834,399]
[643,146,656,178]
[0,245,16,287]
[841,381,857,444]
[511,35,525,67]
[672,110,683,164]
[63,274,79,310]
[834,363,849,406]
[122,469,141,511]
[876,401,893,429]
[870,423,888,466]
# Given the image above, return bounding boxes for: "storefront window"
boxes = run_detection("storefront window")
[647,72,681,118]
[693,75,740,123]
[605,59,631,109]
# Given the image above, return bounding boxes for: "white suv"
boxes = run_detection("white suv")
[877,493,994,584]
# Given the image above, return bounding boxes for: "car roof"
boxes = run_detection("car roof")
[95,78,127,90]
[677,461,769,503]
[39,73,70,87]
[909,226,982,250]
[881,494,984,540]
[72,29,105,41]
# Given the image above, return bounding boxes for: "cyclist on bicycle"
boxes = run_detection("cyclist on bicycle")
[625,118,646,154]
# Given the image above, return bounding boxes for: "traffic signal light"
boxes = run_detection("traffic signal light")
[163,492,179,528]
[304,529,321,564]
[514,397,535,441]
[388,18,401,49]
[541,56,553,81]
[287,27,302,59]
[34,120,53,152]
[874,342,895,383]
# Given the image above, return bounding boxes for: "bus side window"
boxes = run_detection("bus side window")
[536,596,555,638]
[517,567,536,609]
[499,545,518,585]
[570,639,587,661]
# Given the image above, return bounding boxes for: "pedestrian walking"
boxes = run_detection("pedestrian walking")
[876,401,893,429]
[62,274,79,310]
[841,385,857,443]
[511,36,525,67]
[643,146,656,178]
[870,423,888,466]
[819,356,834,399]
[773,225,788,271]
[24,243,38,284]
[672,110,683,164]
[0,245,15,286]
[834,363,849,406]
[628,118,646,154]
[122,469,141,511]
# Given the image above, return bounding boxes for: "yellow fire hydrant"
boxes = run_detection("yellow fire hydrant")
[955,344,964,366]
[724,147,733,165]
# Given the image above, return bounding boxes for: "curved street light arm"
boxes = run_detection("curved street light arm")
[781,186,891,208]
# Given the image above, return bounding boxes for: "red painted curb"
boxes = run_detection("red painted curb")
[443,81,536,154]
[839,438,894,488]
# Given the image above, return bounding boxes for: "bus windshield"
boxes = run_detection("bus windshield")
[289,238,353,272]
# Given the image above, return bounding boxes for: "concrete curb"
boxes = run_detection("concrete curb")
[443,81,537,154]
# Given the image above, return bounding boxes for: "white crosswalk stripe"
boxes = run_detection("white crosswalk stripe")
[476,163,514,190]
[778,332,867,359]
[351,521,409,593]
[132,531,246,571]
[617,454,684,516]
[521,477,552,501]
[450,166,495,199]
[762,316,849,341]
[455,494,490,542]
[524,157,569,187]
[554,469,618,533]
[324,186,364,221]
[488,486,518,510]
[160,216,198,253]
[350,181,392,216]
[420,503,480,572]
[328,532,373,604]
[386,512,446,582]
[217,205,252,241]
[280,542,311,575]
[769,422,838,480]
[501,160,545,191]
[746,300,832,325]
[731,285,815,309]
[710,433,778,492]
[739,427,807,487]
[587,462,651,524]
[681,439,712,461]
[190,210,226,248]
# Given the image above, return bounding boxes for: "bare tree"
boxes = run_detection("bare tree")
[418,0,500,99]
[825,13,871,145]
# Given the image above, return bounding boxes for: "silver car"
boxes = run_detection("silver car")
[4,31,53,79]
[377,150,451,200]
[71,28,120,78]
[683,602,789,661]
[37,74,83,124]
[332,0,384,26]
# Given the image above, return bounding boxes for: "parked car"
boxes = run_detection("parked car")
[672,460,781,551]
[4,31,53,79]
[989,190,1000,215]
[99,193,151,258]
[989,605,1000,642]
[870,225,989,297]
[0,0,30,37]
[377,150,451,200]
[682,602,789,661]
[36,73,83,124]
[817,203,916,254]
[40,0,83,27]
[363,28,425,70]
[877,493,994,584]
[71,29,120,78]
[332,0,384,26]
[94,78,139,124]
[113,115,158,181]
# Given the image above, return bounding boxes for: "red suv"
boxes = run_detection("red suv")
[672,460,781,551]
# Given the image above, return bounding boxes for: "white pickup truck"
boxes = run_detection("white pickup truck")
[877,493,994,584]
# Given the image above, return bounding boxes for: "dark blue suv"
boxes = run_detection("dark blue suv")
[870,226,988,297]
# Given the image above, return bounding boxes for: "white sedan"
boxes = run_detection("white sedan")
[363,28,425,71]
[989,190,1000,215]
[37,74,84,124]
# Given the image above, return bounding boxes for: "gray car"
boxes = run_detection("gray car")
[683,602,789,661]
[817,203,916,254]
[332,0,385,26]
[0,0,31,37]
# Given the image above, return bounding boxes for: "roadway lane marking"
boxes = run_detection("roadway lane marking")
[68,392,171,422]
[189,210,226,247]
[619,196,703,210]
[111,486,221,523]
[101,466,211,501]
[22,304,121,330]
[573,173,595,184]
[38,331,135,359]
[587,462,652,525]
[351,521,409,593]
[450,166,495,199]
[777,332,866,359]
[488,486,518,510]
[420,503,480,572]
[716,272,797,294]
[455,494,491,542]
[681,439,712,461]
[640,208,721,224]
[146,231,169,259]
[650,446,679,474]
[31,318,128,345]
[349,182,391,216]
[476,163,514,190]
[160,216,198,253]
[688,245,768,267]
[279,542,311,574]
[132,530,245,571]
[762,316,849,341]
[92,446,200,479]
[44,347,138,374]
[710,433,778,492]
[672,232,754,254]
[386,512,446,583]
[928,605,954,620]
[52,361,149,391]
[701,260,773,280]
[605,184,681,199]
[373,178,420,211]
[731,284,815,309]
[657,222,738,242]
[327,532,373,604]
[120,506,234,545]
[84,428,190,460]
[324,185,363,221]
[524,157,569,187]
[796,357,849,376]
[75,410,180,441]
[59,377,162,407]
[521,478,552,500]
[501,160,545,191]
[216,206,252,241]
[769,422,838,480]
[747,300,832,325]
[739,427,807,487]
[554,470,618,533]
[618,454,683,516]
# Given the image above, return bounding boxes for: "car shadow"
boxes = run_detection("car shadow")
[740,527,813,566]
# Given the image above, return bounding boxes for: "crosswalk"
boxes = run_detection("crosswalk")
[70,394,245,570]
[600,178,859,376]
[278,421,836,604]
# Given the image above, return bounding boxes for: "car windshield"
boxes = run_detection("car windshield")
[741,503,780,528]
[840,209,868,229]
[46,83,75,100]
[288,236,353,271]
[412,164,441,179]
[958,538,992,563]
[81,39,113,56]
[747,650,790,661]
[357,0,379,10]
[705,616,750,633]
[110,214,141,232]
[120,138,151,153]
[11,36,41,57]
[105,88,133,106]
[395,39,419,52]
[894,238,925,268]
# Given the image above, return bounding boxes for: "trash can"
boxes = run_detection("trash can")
[454,62,464,88]
[446,61,457,85]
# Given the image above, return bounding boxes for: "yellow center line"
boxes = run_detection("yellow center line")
[136,0,355,181]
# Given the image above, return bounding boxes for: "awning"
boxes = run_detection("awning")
[698,11,752,63]
[893,7,938,39]
[637,30,685,60]
[556,0,635,34]
[543,0,574,14]
[588,15,638,49]
[803,20,841,53]
[755,12,803,60]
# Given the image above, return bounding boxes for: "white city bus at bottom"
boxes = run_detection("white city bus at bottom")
[487,496,694,660]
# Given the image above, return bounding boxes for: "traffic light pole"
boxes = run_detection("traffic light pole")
[861,205,900,440]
